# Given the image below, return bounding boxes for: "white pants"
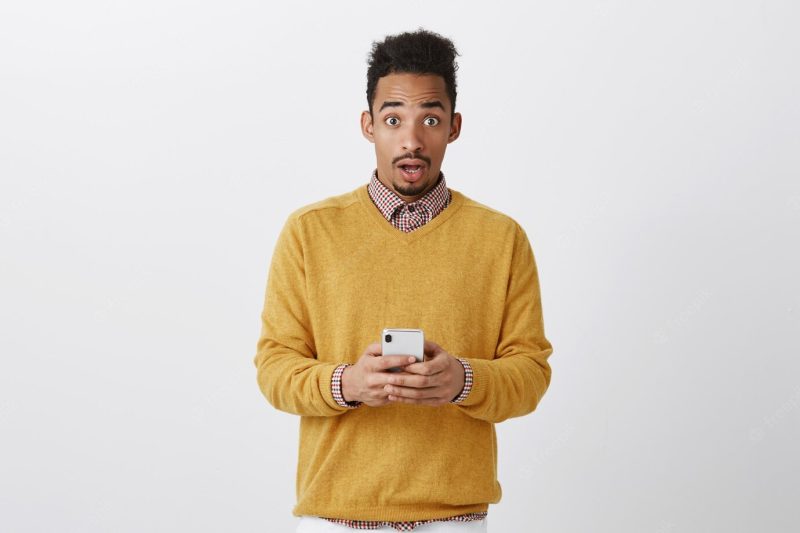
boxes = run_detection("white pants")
[296,515,488,532]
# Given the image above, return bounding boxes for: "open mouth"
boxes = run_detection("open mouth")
[398,164,424,180]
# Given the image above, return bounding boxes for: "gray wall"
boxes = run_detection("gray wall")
[1,1,798,531]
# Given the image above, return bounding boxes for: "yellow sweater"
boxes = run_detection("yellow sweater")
[253,183,553,521]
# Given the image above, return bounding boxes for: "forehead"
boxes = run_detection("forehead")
[374,72,450,112]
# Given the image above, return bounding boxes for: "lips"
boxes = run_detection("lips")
[397,159,427,169]
[398,165,423,181]
[397,159,427,182]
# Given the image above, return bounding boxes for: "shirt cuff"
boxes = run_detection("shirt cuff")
[331,364,362,408]
[450,358,473,404]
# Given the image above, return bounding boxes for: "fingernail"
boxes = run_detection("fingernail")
[408,357,415,363]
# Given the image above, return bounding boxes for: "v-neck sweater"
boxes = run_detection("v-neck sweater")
[254,183,554,521]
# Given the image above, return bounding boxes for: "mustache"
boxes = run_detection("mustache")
[392,153,431,166]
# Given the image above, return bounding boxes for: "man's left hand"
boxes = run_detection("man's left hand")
[383,340,465,406]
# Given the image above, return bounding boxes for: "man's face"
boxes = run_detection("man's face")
[361,72,462,203]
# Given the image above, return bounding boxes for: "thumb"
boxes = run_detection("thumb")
[363,342,382,357]
[423,339,441,355]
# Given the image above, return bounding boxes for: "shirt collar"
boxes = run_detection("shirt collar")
[367,168,450,222]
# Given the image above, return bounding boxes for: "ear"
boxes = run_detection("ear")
[448,112,462,143]
[360,110,375,143]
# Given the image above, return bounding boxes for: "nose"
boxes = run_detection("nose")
[401,123,424,153]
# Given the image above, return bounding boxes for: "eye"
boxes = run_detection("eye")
[384,116,400,126]
[424,116,440,126]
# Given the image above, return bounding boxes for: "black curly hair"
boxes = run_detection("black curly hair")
[366,28,460,117]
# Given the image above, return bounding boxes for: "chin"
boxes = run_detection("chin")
[393,179,430,198]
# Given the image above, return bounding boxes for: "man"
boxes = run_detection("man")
[254,28,554,532]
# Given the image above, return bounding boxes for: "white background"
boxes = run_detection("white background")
[1,1,798,532]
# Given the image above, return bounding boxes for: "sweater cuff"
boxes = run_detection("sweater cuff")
[450,358,473,404]
[454,357,489,408]
[331,364,362,408]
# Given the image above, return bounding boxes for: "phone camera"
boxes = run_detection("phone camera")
[385,334,392,343]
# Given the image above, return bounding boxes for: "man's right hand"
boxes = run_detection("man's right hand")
[341,343,417,407]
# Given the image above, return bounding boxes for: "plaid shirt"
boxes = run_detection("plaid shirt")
[366,168,452,232]
[321,170,483,530]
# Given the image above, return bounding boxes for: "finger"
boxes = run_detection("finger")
[402,359,445,376]
[423,339,440,354]
[366,388,391,401]
[387,393,445,406]
[384,384,439,400]
[371,354,418,371]
[363,342,383,356]
[384,373,433,389]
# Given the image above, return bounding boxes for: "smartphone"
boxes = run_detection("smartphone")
[381,328,424,372]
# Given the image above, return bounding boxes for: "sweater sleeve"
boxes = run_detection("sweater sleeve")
[253,214,349,417]
[456,224,554,423]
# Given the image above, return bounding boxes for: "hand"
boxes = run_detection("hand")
[341,343,418,407]
[381,340,466,406]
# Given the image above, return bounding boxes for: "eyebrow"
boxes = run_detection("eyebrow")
[378,100,446,112]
